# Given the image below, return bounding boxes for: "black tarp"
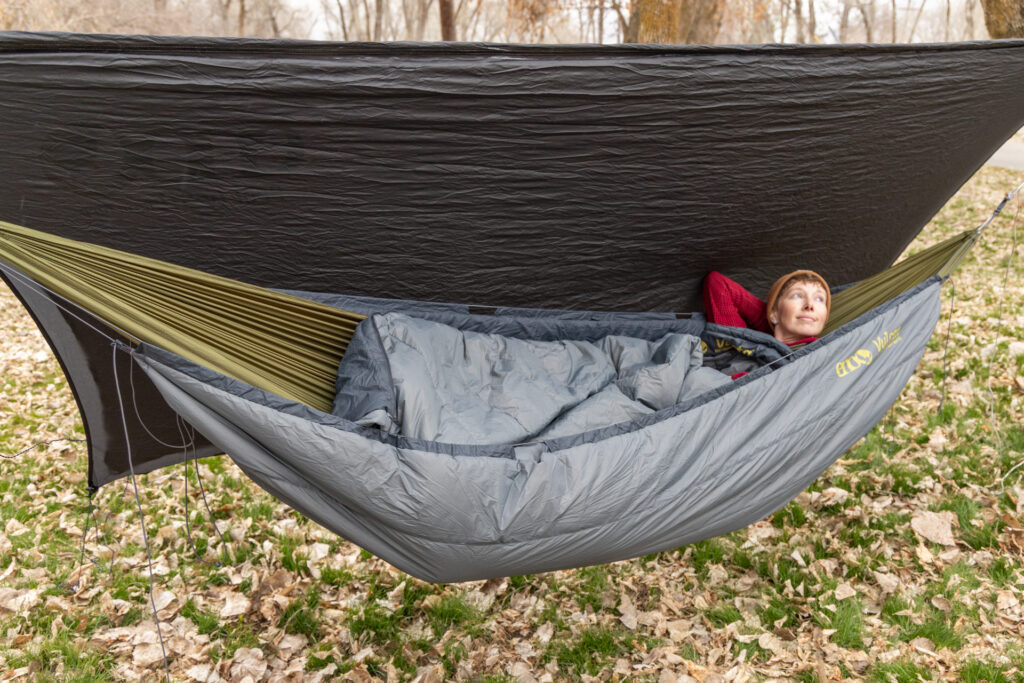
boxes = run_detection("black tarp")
[1,32,1023,488]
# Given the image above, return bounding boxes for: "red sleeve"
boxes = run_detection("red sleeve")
[702,271,770,333]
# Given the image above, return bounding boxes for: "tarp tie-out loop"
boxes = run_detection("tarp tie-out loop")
[0,436,85,460]
[126,354,229,566]
[66,488,118,592]
[181,430,229,568]
[996,184,1023,495]
[978,180,1024,236]
[111,342,172,683]
[68,489,96,594]
[128,360,195,451]
[937,278,956,416]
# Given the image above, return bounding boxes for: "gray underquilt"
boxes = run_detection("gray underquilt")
[347,313,732,445]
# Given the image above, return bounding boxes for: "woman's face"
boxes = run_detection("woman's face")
[772,280,828,344]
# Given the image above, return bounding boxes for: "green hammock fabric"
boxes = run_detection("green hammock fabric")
[824,229,977,334]
[0,220,975,413]
[0,220,365,412]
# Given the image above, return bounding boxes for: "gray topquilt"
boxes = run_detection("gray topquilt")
[334,313,731,444]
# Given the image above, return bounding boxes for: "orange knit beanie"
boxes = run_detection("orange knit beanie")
[765,270,831,331]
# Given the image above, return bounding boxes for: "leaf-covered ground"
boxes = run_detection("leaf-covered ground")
[1,164,1023,682]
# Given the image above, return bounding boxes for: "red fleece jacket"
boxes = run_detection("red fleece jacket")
[702,271,771,334]
[702,271,818,348]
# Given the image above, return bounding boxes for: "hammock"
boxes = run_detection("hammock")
[1,33,1023,581]
[0,220,976,581]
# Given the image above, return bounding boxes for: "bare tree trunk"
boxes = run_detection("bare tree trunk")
[400,0,414,39]
[679,0,723,42]
[373,0,383,39]
[778,0,791,42]
[361,0,372,38]
[795,0,805,42]
[965,0,975,39]
[839,0,852,41]
[269,4,281,36]
[906,0,926,41]
[238,0,246,35]
[858,0,873,42]
[621,0,639,42]
[807,0,816,42]
[334,0,349,39]
[945,0,950,41]
[889,0,896,42]
[621,0,723,44]
[415,0,433,40]
[598,0,604,43]
[981,0,1024,37]
[463,0,484,40]
[439,0,455,39]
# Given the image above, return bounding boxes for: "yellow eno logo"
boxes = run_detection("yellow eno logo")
[835,348,874,378]
[709,338,755,357]
[836,326,903,379]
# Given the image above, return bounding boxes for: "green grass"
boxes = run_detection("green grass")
[689,539,727,575]
[990,557,1017,587]
[902,612,963,650]
[760,594,800,629]
[959,659,1013,683]
[182,598,220,634]
[705,604,742,628]
[279,585,322,638]
[573,565,611,612]
[936,495,1004,549]
[426,592,479,637]
[869,660,934,682]
[817,600,865,650]
[771,501,807,529]
[3,632,116,681]
[546,626,629,677]
[320,566,356,587]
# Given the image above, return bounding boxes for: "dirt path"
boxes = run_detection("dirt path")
[987,139,1024,170]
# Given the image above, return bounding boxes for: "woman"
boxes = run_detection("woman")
[703,269,830,346]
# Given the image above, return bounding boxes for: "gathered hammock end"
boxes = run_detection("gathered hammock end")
[0,220,366,413]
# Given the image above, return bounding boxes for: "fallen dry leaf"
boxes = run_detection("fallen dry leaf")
[618,591,638,630]
[997,591,1019,612]
[0,588,40,614]
[873,571,899,594]
[218,592,250,619]
[230,647,267,680]
[834,583,856,601]
[911,511,957,546]
[910,637,936,653]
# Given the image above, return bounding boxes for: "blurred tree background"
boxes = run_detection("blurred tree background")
[0,0,1019,47]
